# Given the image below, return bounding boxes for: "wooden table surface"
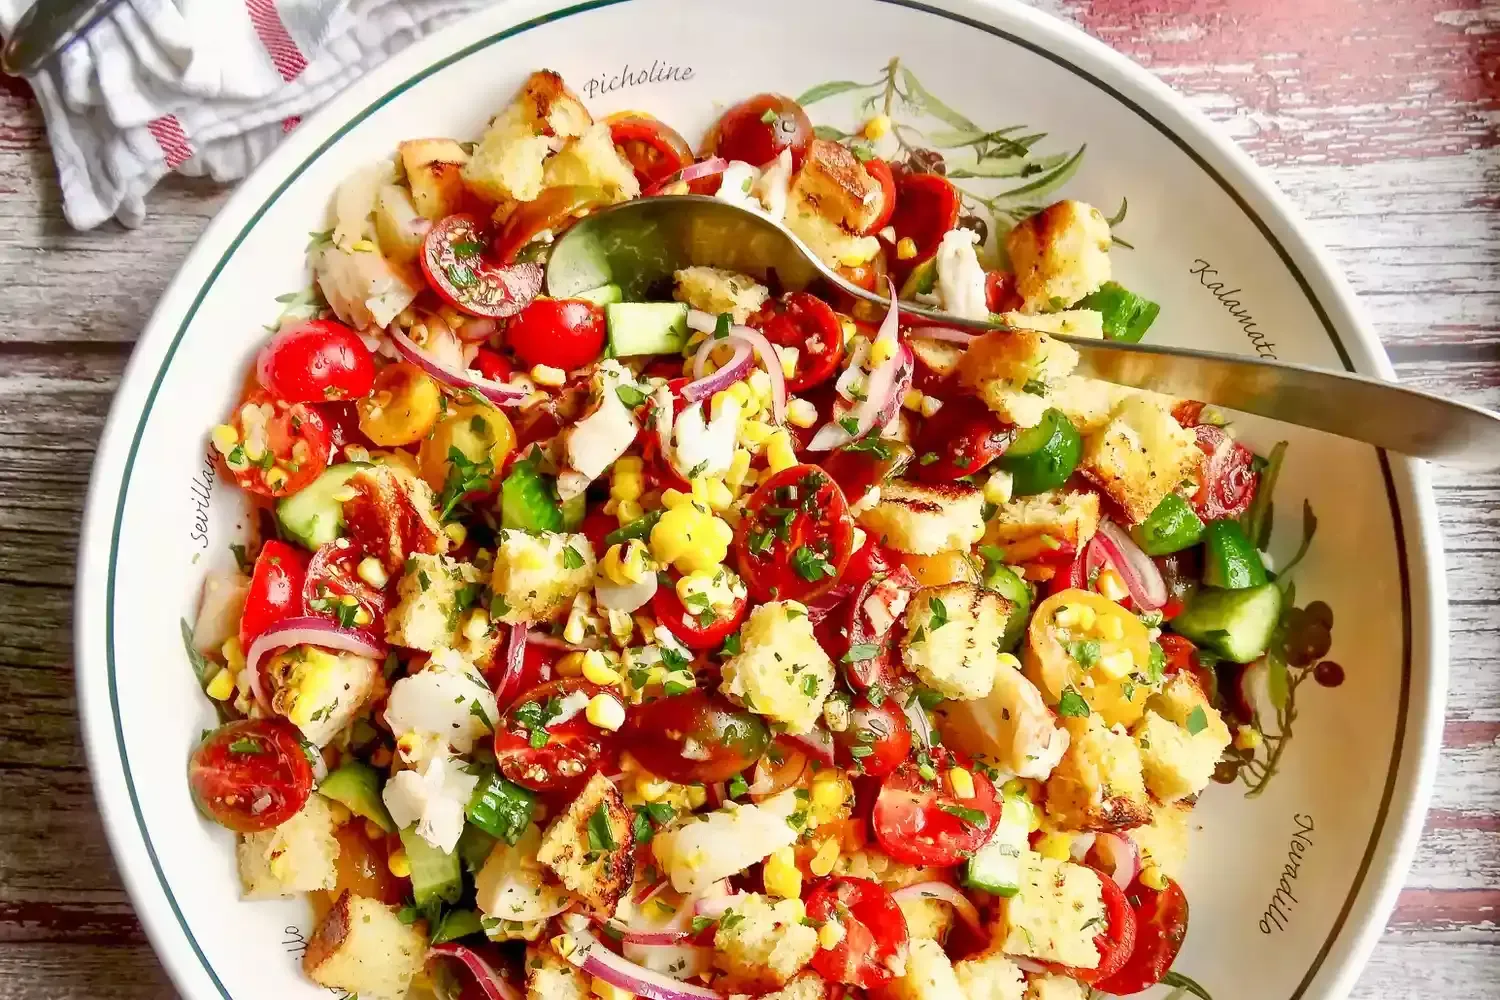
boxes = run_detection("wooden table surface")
[1,1,1497,996]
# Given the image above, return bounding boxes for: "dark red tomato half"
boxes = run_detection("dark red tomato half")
[188,718,314,832]
[862,159,898,236]
[472,347,514,384]
[1157,634,1199,677]
[240,540,309,650]
[820,439,914,504]
[493,679,618,793]
[1191,425,1259,521]
[832,698,912,779]
[651,571,749,651]
[316,400,374,462]
[841,535,896,593]
[421,213,543,318]
[912,396,1015,482]
[303,541,388,634]
[1039,868,1139,986]
[805,877,910,989]
[256,319,376,404]
[872,747,1002,867]
[222,391,331,499]
[506,298,607,373]
[1095,877,1190,995]
[623,689,771,784]
[734,464,856,604]
[580,509,619,560]
[748,292,846,391]
[701,93,814,169]
[606,113,695,188]
[840,565,919,693]
[985,270,1023,314]
[888,171,961,279]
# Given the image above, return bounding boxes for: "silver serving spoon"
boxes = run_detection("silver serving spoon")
[548,195,1500,469]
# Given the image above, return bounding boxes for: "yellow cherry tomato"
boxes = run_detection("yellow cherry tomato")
[357,362,441,446]
[417,404,517,494]
[1025,589,1152,728]
[894,550,981,588]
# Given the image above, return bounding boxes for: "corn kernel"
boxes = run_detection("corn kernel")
[586,693,626,731]
[210,424,239,455]
[810,770,849,822]
[868,337,896,369]
[637,776,673,802]
[591,976,635,1000]
[739,419,774,448]
[1235,725,1263,751]
[839,242,879,267]
[1093,568,1127,603]
[582,650,622,686]
[1002,778,1030,798]
[556,651,587,677]
[323,799,352,827]
[351,239,377,253]
[818,920,846,950]
[786,397,818,429]
[763,846,803,899]
[353,605,373,627]
[396,731,422,760]
[612,457,645,504]
[809,837,841,877]
[864,114,891,140]
[387,849,412,878]
[462,609,490,643]
[616,499,644,525]
[205,667,235,701]
[918,394,943,419]
[983,469,1015,506]
[765,430,797,474]
[778,346,800,380]
[1099,610,1126,642]
[1074,604,1097,632]
[1036,833,1074,862]
[443,521,468,546]
[530,364,567,387]
[220,637,245,674]
[896,237,919,260]
[902,388,925,412]
[1139,864,1169,891]
[553,933,577,958]
[661,488,690,510]
[948,767,976,800]
[265,466,290,490]
[685,784,708,809]
[356,556,388,589]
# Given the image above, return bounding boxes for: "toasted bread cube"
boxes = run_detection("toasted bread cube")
[1007,200,1113,313]
[729,973,830,1000]
[886,938,964,1000]
[1045,714,1152,831]
[542,122,641,203]
[525,944,590,999]
[721,601,835,733]
[1127,801,1193,881]
[1001,309,1105,340]
[984,490,1100,565]
[910,337,965,384]
[538,772,634,915]
[302,891,427,1000]
[898,892,957,943]
[957,329,1081,429]
[953,951,1027,1000]
[1079,396,1202,524]
[1134,673,1232,802]
[463,71,592,204]
[790,138,884,233]
[901,583,1013,701]
[857,479,986,555]
[237,794,339,899]
[998,854,1106,970]
[399,138,471,221]
[674,266,770,324]
[491,530,595,624]
[1027,975,1090,1000]
[386,553,485,651]
[713,893,819,993]
[342,464,447,574]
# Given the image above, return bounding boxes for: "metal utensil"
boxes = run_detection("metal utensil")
[548,195,1500,469]
[2,0,120,78]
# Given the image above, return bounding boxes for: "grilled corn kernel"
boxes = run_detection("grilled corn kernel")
[616,499,644,525]
[636,776,673,802]
[387,849,412,878]
[868,337,897,369]
[918,395,943,419]
[357,556,388,589]
[739,419,774,448]
[462,609,490,643]
[765,430,798,474]
[809,837,841,877]
[685,784,708,809]
[530,364,567,387]
[1095,567,1130,603]
[210,424,239,455]
[591,977,635,1000]
[810,770,850,823]
[611,457,644,504]
[818,920,846,950]
[1139,864,1169,891]
[778,346,800,380]
[444,521,468,546]
[221,636,246,672]
[264,466,290,491]
[896,237,919,260]
[1036,833,1074,862]
[650,503,733,575]
[948,767,976,800]
[552,933,577,958]
[763,846,803,899]
[1235,725,1262,751]
[205,667,235,701]
[602,540,652,585]
[786,397,818,429]
[902,388,925,412]
[586,693,626,731]
[556,651,587,678]
[582,650,622,686]
[983,469,1015,506]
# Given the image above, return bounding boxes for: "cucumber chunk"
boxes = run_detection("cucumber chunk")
[500,454,563,533]
[1202,520,1268,590]
[982,561,1033,653]
[606,302,689,357]
[964,794,1031,896]
[573,283,624,307]
[398,826,462,907]
[274,462,369,548]
[1170,582,1282,663]
[318,760,395,833]
[466,769,536,845]
[1132,494,1206,556]
[997,409,1082,496]
[1078,281,1161,343]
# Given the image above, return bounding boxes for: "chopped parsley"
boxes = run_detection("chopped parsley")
[562,545,586,570]
[790,545,834,582]
[1067,639,1102,668]
[1186,705,1209,736]
[616,384,650,408]
[927,596,950,629]
[227,738,264,754]
[587,805,616,852]
[939,803,991,830]
[1057,687,1091,718]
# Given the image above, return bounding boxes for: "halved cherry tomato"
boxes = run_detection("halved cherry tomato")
[493,679,618,793]
[506,298,607,373]
[221,391,331,498]
[912,396,1015,482]
[841,535,895,593]
[734,464,856,604]
[256,319,376,404]
[239,540,309,650]
[1039,867,1138,985]
[417,403,517,497]
[840,565,918,693]
[1095,876,1190,995]
[358,362,442,447]
[888,171,961,279]
[651,571,749,651]
[871,747,1002,866]
[985,270,1023,314]
[623,690,771,784]
[303,541,387,633]
[188,718,313,832]
[862,159,898,236]
[472,348,513,384]
[1157,634,1199,676]
[820,438,914,502]
[748,292,845,392]
[1191,425,1259,521]
[805,877,909,988]
[421,214,544,317]
[312,824,406,917]
[894,549,980,588]
[580,508,619,559]
[492,186,610,264]
[701,93,814,169]
[318,400,374,461]
[1026,589,1152,729]
[832,699,911,778]
[1172,400,1206,428]
[606,113,695,188]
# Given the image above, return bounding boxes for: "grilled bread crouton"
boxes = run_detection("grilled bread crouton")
[713,893,819,993]
[898,891,957,943]
[1045,713,1152,832]
[1027,975,1090,1000]
[936,660,1071,781]
[265,644,381,747]
[525,944,590,1000]
[1001,309,1106,341]
[910,336,965,385]
[463,70,592,205]
[857,479,986,555]
[476,823,574,924]
[887,938,964,1000]
[342,463,447,574]
[490,530,596,624]
[1127,801,1193,882]
[984,490,1100,566]
[901,583,1013,701]
[1134,672,1232,802]
[302,891,427,1000]
[652,789,801,893]
[785,139,883,268]
[399,138,471,220]
[237,794,340,899]
[673,266,771,324]
[956,329,1081,428]
[1078,395,1202,525]
[997,854,1106,970]
[386,552,486,651]
[1006,200,1112,313]
[537,772,634,915]
[373,182,430,268]
[542,122,641,203]
[729,972,830,1000]
[954,951,1028,1000]
[720,601,836,734]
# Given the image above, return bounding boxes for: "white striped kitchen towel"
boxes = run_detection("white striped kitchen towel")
[1,0,489,229]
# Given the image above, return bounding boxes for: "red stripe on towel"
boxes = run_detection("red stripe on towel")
[146,115,193,168]
[245,0,309,83]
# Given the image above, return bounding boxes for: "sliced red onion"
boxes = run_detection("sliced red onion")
[902,696,934,750]
[595,573,659,613]
[807,285,910,450]
[804,583,854,625]
[527,630,601,652]
[604,922,699,947]
[891,882,984,934]
[1094,519,1169,610]
[643,157,730,197]
[559,926,724,1000]
[457,317,500,343]
[428,942,522,1000]
[244,617,386,712]
[906,325,978,345]
[785,723,836,767]
[634,878,670,906]
[390,327,530,407]
[728,324,787,424]
[1093,832,1141,891]
[492,624,527,707]
[684,338,753,403]
[692,893,747,919]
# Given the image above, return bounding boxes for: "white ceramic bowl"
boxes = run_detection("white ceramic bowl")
[75,2,1447,998]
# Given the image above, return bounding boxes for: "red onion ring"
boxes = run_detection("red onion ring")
[428,942,522,1000]
[492,624,527,707]
[1093,519,1169,610]
[243,617,385,712]
[785,723,836,767]
[727,324,787,424]
[905,325,978,345]
[559,926,724,1000]
[684,338,753,403]
[808,281,911,450]
[390,328,529,407]
[1093,832,1141,890]
[527,630,600,652]
[890,883,984,934]
[643,157,730,197]
[634,878,670,906]
[691,894,747,919]
[603,920,707,947]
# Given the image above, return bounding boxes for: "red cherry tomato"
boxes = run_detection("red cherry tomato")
[839,565,919,693]
[841,536,896,593]
[1157,634,1199,676]
[505,298,607,373]
[492,638,559,709]
[221,391,331,498]
[1039,868,1139,985]
[493,679,618,793]
[820,439,915,503]
[702,93,814,168]
[472,347,513,384]
[622,690,772,784]
[256,319,376,404]
[317,400,374,461]
[651,571,749,650]
[889,171,961,278]
[1095,877,1190,995]
[862,159,898,236]
[188,718,313,832]
[912,396,1015,482]
[303,541,388,633]
[606,113,695,188]
[420,213,544,318]
[832,698,912,778]
[734,464,856,604]
[747,292,846,392]
[872,747,1002,866]
[580,509,619,560]
[985,270,1023,313]
[240,540,309,650]
[492,186,610,264]
[805,877,909,988]
[1191,425,1259,521]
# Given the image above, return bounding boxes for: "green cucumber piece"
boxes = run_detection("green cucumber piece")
[1078,281,1161,343]
[500,455,563,533]
[998,409,1082,496]
[899,256,939,299]
[431,908,485,945]
[1170,583,1282,663]
[573,283,624,307]
[466,770,536,845]
[1132,494,1206,556]
[964,794,1031,896]
[274,462,369,549]
[1202,520,1268,590]
[318,761,395,833]
[456,822,498,873]
[561,492,587,531]
[982,561,1033,653]
[606,302,690,357]
[398,826,462,907]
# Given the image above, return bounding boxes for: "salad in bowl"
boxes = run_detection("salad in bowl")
[184,68,1298,1000]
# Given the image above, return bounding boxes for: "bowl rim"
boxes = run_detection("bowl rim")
[73,1,1448,998]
